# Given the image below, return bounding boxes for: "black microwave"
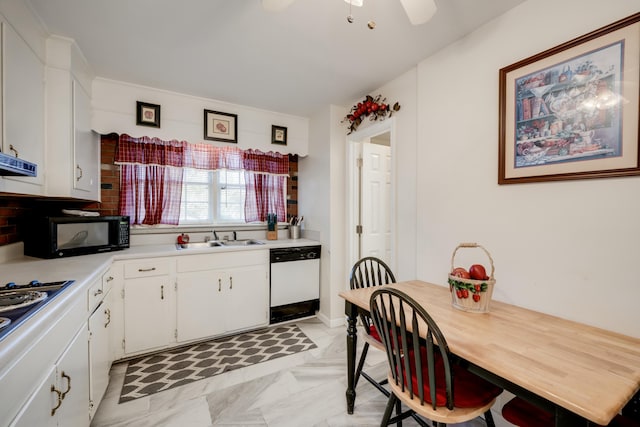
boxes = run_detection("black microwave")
[24,215,130,259]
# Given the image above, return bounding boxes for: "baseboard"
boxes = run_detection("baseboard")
[316,312,345,329]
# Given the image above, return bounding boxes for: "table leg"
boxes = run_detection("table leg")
[345,301,358,414]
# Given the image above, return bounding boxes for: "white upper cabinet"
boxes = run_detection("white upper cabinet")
[0,17,46,195]
[0,1,99,200]
[45,36,99,201]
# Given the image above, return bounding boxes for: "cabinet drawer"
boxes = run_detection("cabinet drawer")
[102,269,116,294]
[177,250,268,273]
[87,279,103,312]
[124,259,170,278]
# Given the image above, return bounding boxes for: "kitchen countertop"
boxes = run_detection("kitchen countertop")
[0,237,320,386]
[0,238,320,282]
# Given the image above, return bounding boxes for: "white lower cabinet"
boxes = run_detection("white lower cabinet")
[176,269,227,341]
[224,265,269,333]
[11,325,90,427]
[176,250,269,343]
[88,291,112,419]
[9,367,56,427]
[123,258,174,355]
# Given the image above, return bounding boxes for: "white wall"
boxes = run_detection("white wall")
[92,78,310,155]
[367,68,418,282]
[301,104,348,326]
[415,0,640,337]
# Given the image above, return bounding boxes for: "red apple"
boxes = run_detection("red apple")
[469,264,488,280]
[451,267,470,279]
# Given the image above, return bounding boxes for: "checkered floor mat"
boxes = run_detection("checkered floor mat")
[119,324,317,403]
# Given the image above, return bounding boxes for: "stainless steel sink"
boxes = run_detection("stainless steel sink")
[220,239,264,246]
[175,239,264,250]
[175,241,224,250]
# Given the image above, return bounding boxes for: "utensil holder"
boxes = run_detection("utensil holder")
[289,225,301,239]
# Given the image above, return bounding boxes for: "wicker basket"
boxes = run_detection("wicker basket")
[447,243,496,313]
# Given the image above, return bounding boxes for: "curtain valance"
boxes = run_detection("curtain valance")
[115,134,289,176]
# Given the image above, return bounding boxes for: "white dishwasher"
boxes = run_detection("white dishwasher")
[269,245,321,324]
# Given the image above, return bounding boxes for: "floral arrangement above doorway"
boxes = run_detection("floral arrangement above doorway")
[342,94,400,134]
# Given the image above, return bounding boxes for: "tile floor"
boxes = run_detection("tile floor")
[91,319,512,427]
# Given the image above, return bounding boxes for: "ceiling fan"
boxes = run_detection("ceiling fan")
[261,0,437,26]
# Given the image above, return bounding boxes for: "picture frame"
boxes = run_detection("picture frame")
[136,101,161,128]
[271,125,287,145]
[204,110,238,143]
[498,13,640,184]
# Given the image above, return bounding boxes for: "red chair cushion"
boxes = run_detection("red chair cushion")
[502,397,554,426]
[502,397,639,427]
[368,324,382,342]
[403,347,502,408]
[368,325,412,351]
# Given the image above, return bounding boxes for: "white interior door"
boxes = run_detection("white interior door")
[360,142,392,262]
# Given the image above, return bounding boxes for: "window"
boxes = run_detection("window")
[179,168,246,225]
[117,135,289,226]
[217,169,246,223]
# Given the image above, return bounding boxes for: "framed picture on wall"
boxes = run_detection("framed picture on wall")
[136,101,161,128]
[498,12,640,184]
[204,110,238,143]
[272,125,287,145]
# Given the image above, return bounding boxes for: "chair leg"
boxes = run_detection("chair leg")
[395,397,402,427]
[381,393,397,426]
[354,342,370,387]
[484,410,496,427]
[361,371,391,397]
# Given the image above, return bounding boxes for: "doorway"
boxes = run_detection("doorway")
[347,119,396,273]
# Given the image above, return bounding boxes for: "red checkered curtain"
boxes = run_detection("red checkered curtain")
[183,143,243,171]
[243,150,289,223]
[116,134,185,225]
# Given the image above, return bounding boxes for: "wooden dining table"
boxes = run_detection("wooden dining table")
[339,280,640,426]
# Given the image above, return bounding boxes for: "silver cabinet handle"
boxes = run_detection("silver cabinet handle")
[218,278,222,292]
[76,164,83,181]
[229,276,233,290]
[51,385,63,416]
[160,285,164,300]
[104,308,111,328]
[105,276,114,282]
[93,288,103,297]
[138,267,156,272]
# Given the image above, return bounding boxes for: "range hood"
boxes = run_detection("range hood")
[0,151,37,177]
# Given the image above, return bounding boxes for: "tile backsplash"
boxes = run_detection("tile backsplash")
[0,198,28,245]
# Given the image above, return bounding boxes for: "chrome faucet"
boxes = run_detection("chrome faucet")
[213,230,219,241]
[232,231,237,241]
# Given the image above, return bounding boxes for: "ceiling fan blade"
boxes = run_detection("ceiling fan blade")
[261,0,297,11]
[399,0,437,25]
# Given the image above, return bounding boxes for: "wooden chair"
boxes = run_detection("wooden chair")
[370,287,502,426]
[349,257,397,396]
[502,396,640,427]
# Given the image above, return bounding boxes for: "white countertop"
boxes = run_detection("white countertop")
[0,237,320,381]
[0,238,320,283]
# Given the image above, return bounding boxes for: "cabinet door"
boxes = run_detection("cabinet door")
[176,270,226,342]
[124,276,174,354]
[225,265,269,333]
[9,367,57,427]
[1,20,45,192]
[72,79,99,196]
[88,295,111,419]
[55,325,90,427]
